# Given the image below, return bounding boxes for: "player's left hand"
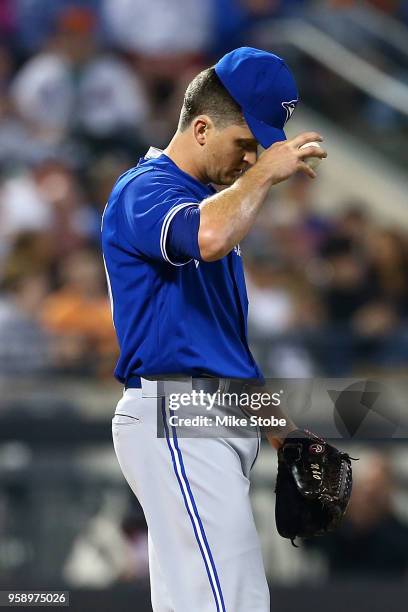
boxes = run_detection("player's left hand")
[275,429,355,546]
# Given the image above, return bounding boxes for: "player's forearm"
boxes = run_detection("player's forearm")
[265,427,296,450]
[198,132,325,262]
[259,407,297,450]
[198,163,273,261]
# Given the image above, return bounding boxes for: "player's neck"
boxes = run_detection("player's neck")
[164,133,208,185]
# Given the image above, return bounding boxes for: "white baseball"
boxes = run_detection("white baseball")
[299,141,323,170]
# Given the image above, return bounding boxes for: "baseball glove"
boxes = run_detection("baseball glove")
[275,429,354,546]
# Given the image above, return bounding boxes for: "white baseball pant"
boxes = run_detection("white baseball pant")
[112,379,270,612]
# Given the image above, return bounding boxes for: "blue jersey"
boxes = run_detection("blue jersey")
[101,147,263,384]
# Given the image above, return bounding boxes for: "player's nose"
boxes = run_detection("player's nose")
[242,150,257,166]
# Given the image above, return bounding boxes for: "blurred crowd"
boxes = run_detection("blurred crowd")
[59,447,408,587]
[246,175,408,376]
[303,2,408,156]
[0,2,407,603]
[0,0,408,380]
[304,450,408,579]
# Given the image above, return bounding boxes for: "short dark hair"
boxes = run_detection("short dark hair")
[179,67,244,131]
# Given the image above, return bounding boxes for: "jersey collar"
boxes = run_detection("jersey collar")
[145,146,163,159]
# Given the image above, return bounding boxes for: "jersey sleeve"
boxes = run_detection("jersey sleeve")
[119,170,201,266]
[165,205,201,264]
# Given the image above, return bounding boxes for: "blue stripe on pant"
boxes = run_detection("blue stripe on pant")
[161,399,226,612]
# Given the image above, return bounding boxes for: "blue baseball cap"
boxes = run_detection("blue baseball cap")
[214,47,299,148]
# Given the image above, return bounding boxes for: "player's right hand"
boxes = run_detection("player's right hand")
[258,132,327,183]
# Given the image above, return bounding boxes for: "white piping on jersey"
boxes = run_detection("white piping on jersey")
[102,253,115,328]
[145,146,198,268]
[160,202,197,267]
[145,146,163,159]
[101,202,115,326]
[101,201,108,231]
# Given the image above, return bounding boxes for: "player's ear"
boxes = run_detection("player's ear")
[193,115,213,146]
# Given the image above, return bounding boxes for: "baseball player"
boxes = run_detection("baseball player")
[102,47,327,611]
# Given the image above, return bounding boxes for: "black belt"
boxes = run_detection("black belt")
[124,375,218,391]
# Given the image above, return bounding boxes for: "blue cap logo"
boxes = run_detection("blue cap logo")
[282,100,298,124]
[215,47,299,148]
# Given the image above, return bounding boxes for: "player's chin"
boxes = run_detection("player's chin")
[222,171,242,186]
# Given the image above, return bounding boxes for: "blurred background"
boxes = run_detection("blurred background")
[0,0,407,610]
